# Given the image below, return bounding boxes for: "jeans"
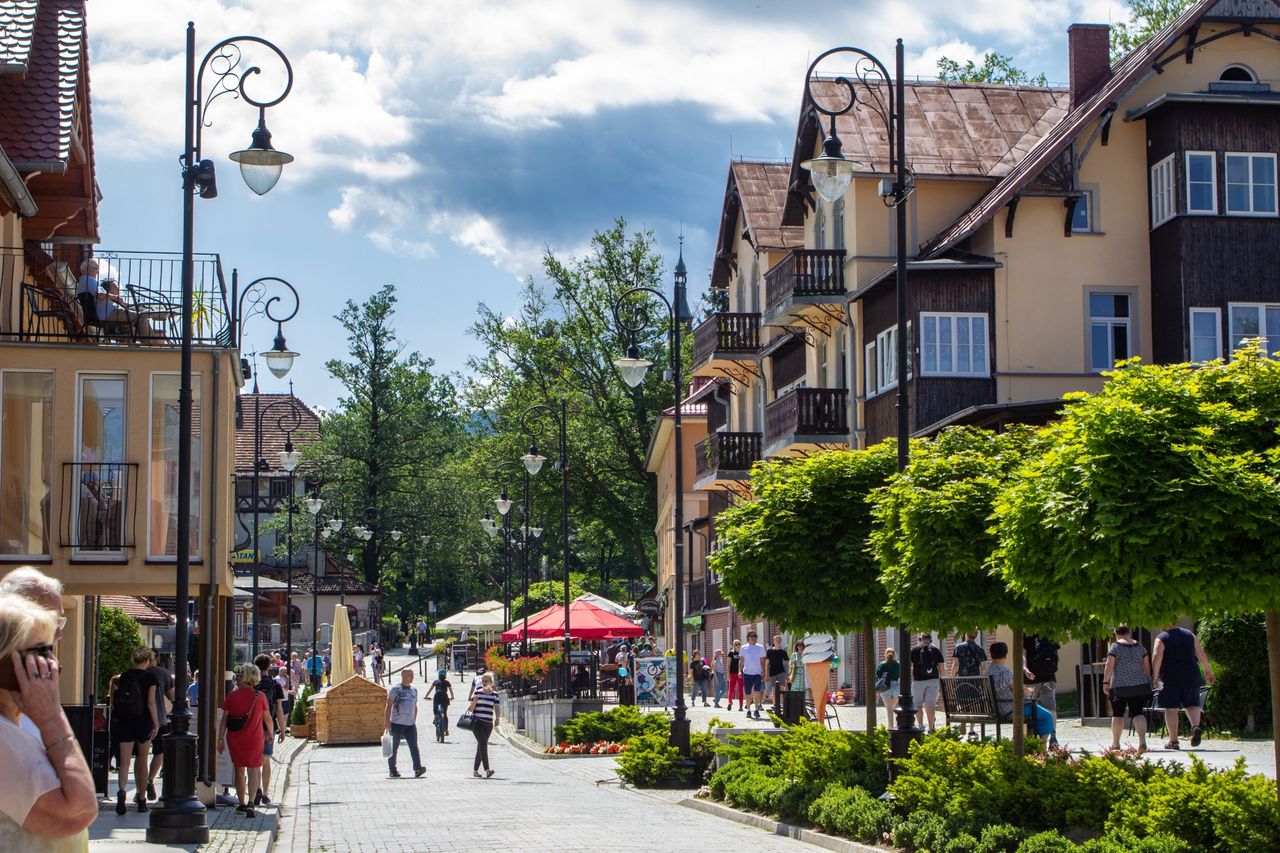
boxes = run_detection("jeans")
[388,723,422,774]
[691,679,709,703]
[472,719,493,772]
[713,673,727,704]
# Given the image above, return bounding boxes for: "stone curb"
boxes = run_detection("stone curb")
[679,797,884,853]
[203,734,310,853]
[493,723,618,760]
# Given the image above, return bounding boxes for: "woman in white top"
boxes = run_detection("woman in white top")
[0,592,97,852]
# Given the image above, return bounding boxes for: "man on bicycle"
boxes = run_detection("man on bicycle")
[425,669,454,736]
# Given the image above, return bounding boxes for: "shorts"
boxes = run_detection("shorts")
[912,678,940,709]
[1110,694,1147,719]
[1030,680,1057,711]
[151,724,171,755]
[879,680,900,699]
[1158,683,1202,709]
[742,673,763,695]
[262,737,275,757]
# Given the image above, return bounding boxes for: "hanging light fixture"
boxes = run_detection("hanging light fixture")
[228,109,294,196]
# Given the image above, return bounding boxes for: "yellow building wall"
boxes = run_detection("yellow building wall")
[648,416,708,646]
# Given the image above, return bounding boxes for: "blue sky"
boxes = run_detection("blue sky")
[88,0,1127,408]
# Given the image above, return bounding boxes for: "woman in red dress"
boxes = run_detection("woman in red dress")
[216,663,273,817]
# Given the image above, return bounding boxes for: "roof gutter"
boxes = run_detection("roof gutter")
[12,159,67,175]
[0,143,38,217]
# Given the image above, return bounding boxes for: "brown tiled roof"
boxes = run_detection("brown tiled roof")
[712,161,805,286]
[291,571,380,596]
[100,595,175,627]
[783,80,1070,225]
[235,392,323,475]
[920,0,1226,258]
[0,1,38,69]
[0,0,85,166]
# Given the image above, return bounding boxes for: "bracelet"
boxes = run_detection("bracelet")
[44,734,74,752]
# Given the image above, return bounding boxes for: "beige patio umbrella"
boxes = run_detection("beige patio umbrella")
[329,604,355,686]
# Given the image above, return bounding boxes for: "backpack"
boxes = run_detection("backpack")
[1028,638,1059,675]
[114,674,147,718]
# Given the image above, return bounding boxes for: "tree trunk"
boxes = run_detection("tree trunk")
[1012,628,1025,758]
[864,616,876,733]
[1266,611,1280,800]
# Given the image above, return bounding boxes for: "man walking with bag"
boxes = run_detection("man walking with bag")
[384,669,425,778]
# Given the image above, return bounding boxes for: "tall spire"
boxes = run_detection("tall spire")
[674,232,692,325]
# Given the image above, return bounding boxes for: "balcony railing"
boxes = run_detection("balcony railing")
[59,462,139,551]
[765,388,849,445]
[692,312,760,366]
[695,431,762,481]
[8,248,229,347]
[764,249,846,310]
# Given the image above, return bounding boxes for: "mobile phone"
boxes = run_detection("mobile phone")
[0,655,18,691]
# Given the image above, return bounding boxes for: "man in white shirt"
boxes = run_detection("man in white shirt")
[737,631,768,719]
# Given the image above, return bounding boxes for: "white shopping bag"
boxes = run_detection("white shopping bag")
[381,731,393,758]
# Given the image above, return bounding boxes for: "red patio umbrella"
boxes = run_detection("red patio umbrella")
[500,598,642,642]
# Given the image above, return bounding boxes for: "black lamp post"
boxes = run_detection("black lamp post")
[480,503,514,631]
[151,23,293,843]
[612,240,694,756]
[798,41,917,775]
[519,400,572,695]
[304,490,324,666]
[247,390,302,656]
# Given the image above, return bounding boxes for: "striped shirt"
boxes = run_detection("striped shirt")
[471,689,500,723]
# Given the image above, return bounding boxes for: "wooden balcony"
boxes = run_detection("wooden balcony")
[686,579,729,613]
[763,388,849,457]
[763,248,847,331]
[692,312,760,380]
[693,431,762,490]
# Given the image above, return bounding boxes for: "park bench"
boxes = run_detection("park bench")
[940,675,1004,741]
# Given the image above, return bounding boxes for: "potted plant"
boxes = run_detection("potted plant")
[290,686,313,738]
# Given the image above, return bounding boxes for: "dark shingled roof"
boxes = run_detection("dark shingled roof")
[235,393,323,475]
[712,161,804,287]
[920,0,1252,258]
[783,79,1070,225]
[0,0,86,166]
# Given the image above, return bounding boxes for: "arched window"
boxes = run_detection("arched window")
[1219,65,1257,83]
[815,205,827,250]
[833,199,846,250]
[749,256,760,313]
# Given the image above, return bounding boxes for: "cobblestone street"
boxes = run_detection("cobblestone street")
[277,669,816,853]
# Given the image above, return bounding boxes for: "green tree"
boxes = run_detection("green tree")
[465,219,678,589]
[709,444,897,729]
[936,52,1048,86]
[510,574,591,622]
[873,426,1091,755]
[994,345,1280,785]
[1200,613,1271,733]
[98,605,142,696]
[1112,0,1195,58]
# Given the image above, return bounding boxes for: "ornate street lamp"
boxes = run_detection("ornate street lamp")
[155,23,294,843]
[248,392,302,658]
[611,240,694,756]
[305,493,324,658]
[798,41,918,775]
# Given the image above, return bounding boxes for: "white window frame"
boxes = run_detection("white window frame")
[864,341,876,397]
[920,312,990,378]
[1224,152,1278,217]
[833,199,846,250]
[1185,151,1217,215]
[1150,154,1176,228]
[815,204,827,249]
[864,326,900,397]
[74,372,128,559]
[1069,190,1093,233]
[1086,291,1134,373]
[1227,302,1280,357]
[1188,307,1222,363]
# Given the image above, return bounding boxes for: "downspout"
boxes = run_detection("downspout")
[201,351,221,785]
[844,300,859,447]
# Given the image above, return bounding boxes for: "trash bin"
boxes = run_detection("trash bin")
[618,683,635,706]
[780,690,806,725]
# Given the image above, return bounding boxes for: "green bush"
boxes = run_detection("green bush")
[708,758,757,800]
[975,824,1025,853]
[774,722,890,794]
[774,780,825,824]
[715,729,786,767]
[1015,831,1075,853]
[1077,828,1189,852]
[615,733,679,787]
[688,731,718,786]
[892,810,951,852]
[97,606,143,697]
[555,705,667,745]
[290,685,314,725]
[1200,614,1271,733]
[807,782,893,842]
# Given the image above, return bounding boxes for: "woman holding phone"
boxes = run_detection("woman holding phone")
[0,592,97,851]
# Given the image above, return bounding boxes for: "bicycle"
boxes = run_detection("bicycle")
[433,705,448,742]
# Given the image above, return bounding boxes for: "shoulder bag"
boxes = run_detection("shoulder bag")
[456,711,475,730]
[874,671,891,693]
[225,689,259,732]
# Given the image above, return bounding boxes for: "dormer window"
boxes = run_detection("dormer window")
[1219,65,1257,83]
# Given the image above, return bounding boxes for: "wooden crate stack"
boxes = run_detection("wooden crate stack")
[313,676,387,745]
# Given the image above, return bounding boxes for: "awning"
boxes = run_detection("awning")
[501,599,643,642]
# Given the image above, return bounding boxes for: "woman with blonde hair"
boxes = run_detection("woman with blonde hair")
[0,592,97,850]
[217,663,273,817]
[875,647,901,723]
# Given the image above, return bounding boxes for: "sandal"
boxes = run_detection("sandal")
[1164,739,1180,750]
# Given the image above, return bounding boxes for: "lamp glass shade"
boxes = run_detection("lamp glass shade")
[529,526,543,539]
[305,497,324,515]
[279,450,301,472]
[614,356,652,388]
[321,528,333,539]
[264,347,298,380]
[327,518,343,532]
[521,452,546,476]
[801,154,856,204]
[390,529,403,541]
[229,145,293,196]
[495,498,513,516]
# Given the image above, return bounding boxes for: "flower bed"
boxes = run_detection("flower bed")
[484,645,563,680]
[545,740,626,755]
[701,725,1280,852]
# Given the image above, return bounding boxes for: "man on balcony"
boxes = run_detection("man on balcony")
[75,260,139,340]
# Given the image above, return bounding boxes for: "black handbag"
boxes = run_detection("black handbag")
[874,673,891,693]
[456,712,475,730]
[1112,682,1152,700]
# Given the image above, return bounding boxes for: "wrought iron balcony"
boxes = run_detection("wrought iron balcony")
[694,431,762,484]
[764,248,846,311]
[692,312,761,369]
[59,462,139,552]
[764,388,849,450]
[8,248,229,347]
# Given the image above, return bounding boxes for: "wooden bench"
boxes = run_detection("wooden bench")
[940,675,1004,741]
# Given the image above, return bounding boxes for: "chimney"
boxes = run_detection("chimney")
[1068,24,1111,109]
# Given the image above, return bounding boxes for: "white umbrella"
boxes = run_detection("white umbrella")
[329,605,354,686]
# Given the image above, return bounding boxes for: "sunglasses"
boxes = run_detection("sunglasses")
[23,644,55,658]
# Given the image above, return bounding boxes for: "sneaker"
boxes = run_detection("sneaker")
[235,804,247,814]
[473,771,482,778]
[485,769,495,778]
[136,799,148,814]
[1190,726,1202,747]
[116,790,126,815]
[389,771,401,778]
[146,781,157,801]
[1048,736,1059,749]
[256,789,271,805]
[244,807,256,818]
[414,768,426,778]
